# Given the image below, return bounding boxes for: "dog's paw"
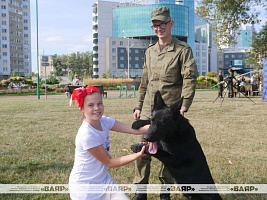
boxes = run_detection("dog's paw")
[132,120,147,129]
[131,144,149,155]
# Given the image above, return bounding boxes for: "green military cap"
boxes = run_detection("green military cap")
[151,6,170,21]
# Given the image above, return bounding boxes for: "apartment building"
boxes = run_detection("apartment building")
[0,0,31,80]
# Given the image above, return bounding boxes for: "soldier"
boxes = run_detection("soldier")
[225,69,235,98]
[217,71,224,98]
[132,6,198,200]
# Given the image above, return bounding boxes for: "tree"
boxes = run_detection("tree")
[196,0,266,48]
[244,24,267,70]
[51,51,93,78]
[51,54,63,76]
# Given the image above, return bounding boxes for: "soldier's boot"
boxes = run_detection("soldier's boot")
[131,193,147,200]
[160,193,171,200]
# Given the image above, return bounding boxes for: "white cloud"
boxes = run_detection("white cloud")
[82,34,93,43]
[66,45,91,53]
[45,36,64,42]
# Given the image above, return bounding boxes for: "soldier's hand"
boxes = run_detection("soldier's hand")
[133,110,141,120]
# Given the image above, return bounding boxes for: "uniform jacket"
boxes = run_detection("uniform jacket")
[136,37,198,118]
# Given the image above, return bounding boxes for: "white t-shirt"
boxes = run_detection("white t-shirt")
[69,116,115,200]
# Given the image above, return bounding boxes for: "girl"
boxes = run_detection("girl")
[69,85,148,200]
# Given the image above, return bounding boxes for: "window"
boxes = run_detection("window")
[202,46,206,50]
[135,49,139,53]
[135,64,139,68]
[120,41,123,45]
[120,56,124,61]
[218,55,222,59]
[112,56,116,60]
[135,57,139,61]
[135,42,138,46]
[196,45,199,50]
[2,44,7,48]
[112,48,116,53]
[225,61,229,64]
[2,29,7,33]
[238,54,242,58]
[3,52,7,56]
[142,42,146,47]
[112,41,116,45]
[1,5,6,9]
[219,61,223,65]
[120,49,124,53]
[232,55,235,58]
[225,55,229,58]
[112,63,116,68]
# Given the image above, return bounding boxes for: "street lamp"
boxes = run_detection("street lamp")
[122,30,130,78]
[36,0,40,99]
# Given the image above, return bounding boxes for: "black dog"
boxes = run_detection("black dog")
[131,91,222,200]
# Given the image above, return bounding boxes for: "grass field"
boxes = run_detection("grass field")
[0,92,266,200]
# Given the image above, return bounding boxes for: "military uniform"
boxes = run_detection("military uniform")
[134,37,198,184]
[136,37,198,118]
[226,72,234,98]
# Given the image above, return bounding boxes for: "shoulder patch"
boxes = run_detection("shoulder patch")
[176,40,189,48]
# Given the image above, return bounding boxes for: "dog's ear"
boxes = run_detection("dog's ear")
[170,97,183,119]
[153,91,166,110]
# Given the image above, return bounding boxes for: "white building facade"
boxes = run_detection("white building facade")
[0,0,31,80]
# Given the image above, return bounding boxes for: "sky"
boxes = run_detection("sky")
[30,0,266,72]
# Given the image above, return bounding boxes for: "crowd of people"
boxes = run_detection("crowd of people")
[217,70,262,98]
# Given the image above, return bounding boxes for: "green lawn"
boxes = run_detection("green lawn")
[0,93,266,199]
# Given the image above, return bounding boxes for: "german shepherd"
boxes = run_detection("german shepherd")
[131,91,222,200]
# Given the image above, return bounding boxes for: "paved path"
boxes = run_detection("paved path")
[0,90,217,100]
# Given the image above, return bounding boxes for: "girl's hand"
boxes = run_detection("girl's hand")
[137,145,146,157]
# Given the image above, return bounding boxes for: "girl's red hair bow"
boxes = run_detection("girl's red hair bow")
[69,85,102,111]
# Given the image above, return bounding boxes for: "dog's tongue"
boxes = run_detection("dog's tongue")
[148,142,158,154]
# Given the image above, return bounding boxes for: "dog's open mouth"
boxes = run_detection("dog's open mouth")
[148,142,158,154]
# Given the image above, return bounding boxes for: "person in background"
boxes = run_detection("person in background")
[73,74,80,85]
[217,71,224,98]
[132,6,198,200]
[225,69,235,98]
[69,85,149,200]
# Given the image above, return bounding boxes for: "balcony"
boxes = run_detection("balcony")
[93,46,98,51]
[93,33,98,38]
[93,7,97,14]
[93,24,98,30]
[93,60,98,65]
[93,39,98,44]
[93,53,98,58]
[93,16,98,22]
[93,68,99,72]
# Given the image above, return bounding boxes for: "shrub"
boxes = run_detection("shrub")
[83,78,133,88]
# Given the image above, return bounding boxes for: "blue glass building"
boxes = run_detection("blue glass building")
[113,1,194,48]
[92,0,195,78]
